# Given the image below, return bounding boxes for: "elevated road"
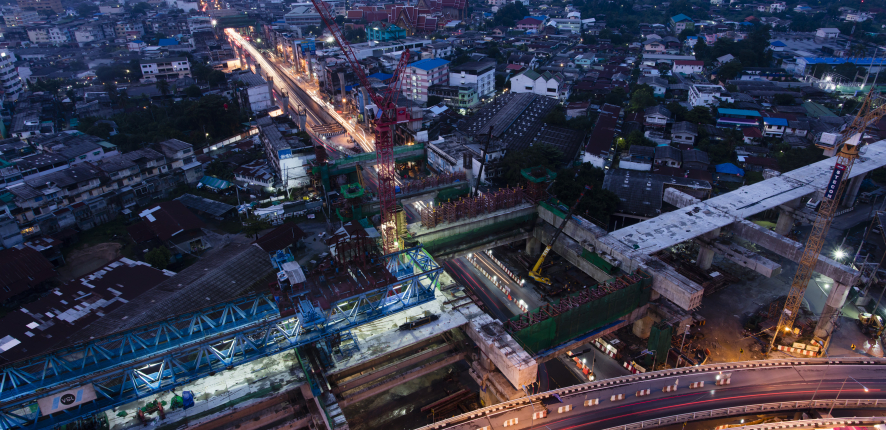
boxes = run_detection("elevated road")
[413,358,886,430]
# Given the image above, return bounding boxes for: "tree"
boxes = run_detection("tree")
[130,2,151,17]
[156,80,170,99]
[773,93,796,106]
[619,130,655,150]
[303,25,322,36]
[185,85,203,98]
[243,218,270,239]
[603,87,626,105]
[499,144,563,186]
[685,106,715,125]
[207,70,227,87]
[693,39,710,62]
[543,106,567,126]
[717,60,743,81]
[145,246,172,270]
[549,163,620,225]
[76,4,99,16]
[628,85,656,112]
[491,1,529,27]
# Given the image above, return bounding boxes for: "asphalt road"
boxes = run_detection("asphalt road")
[445,364,886,430]
[442,258,514,321]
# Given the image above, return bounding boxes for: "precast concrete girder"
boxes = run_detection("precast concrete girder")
[662,188,860,286]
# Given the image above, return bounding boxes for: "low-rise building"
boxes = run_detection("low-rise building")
[158,139,202,184]
[689,83,731,107]
[139,57,191,83]
[428,84,480,110]
[673,60,703,74]
[510,69,564,100]
[449,60,495,98]
[233,71,273,113]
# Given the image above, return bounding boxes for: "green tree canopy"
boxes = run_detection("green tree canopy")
[491,1,529,27]
[145,246,172,270]
[549,164,620,226]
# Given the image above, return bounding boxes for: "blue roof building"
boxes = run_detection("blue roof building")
[715,163,744,176]
[158,38,179,46]
[717,108,761,118]
[408,58,450,71]
[763,117,788,126]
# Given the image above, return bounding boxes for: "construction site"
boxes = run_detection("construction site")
[8,10,886,430]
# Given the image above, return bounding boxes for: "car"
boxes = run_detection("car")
[318,232,326,237]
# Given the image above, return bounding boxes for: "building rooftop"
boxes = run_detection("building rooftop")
[408,58,450,71]
[175,193,235,218]
[0,258,173,364]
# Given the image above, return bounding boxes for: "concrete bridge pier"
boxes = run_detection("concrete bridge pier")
[775,198,802,236]
[843,173,866,208]
[696,228,720,271]
[815,281,852,338]
[526,236,541,257]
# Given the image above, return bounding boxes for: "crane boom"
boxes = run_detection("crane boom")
[529,186,592,285]
[306,0,410,253]
[770,90,886,350]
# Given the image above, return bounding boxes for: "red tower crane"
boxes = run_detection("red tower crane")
[308,1,412,253]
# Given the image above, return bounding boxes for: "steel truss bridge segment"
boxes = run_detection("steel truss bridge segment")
[412,358,886,430]
[603,399,886,430]
[0,247,441,430]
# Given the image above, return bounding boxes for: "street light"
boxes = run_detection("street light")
[829,376,868,416]
[834,249,846,260]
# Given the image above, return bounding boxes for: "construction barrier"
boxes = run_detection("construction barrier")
[557,405,573,413]
[503,418,519,427]
[532,410,547,419]
[584,399,600,407]
[663,384,678,393]
[611,394,625,402]
[623,361,641,374]
[636,389,651,397]
[777,344,821,356]
[716,378,731,386]
[689,381,704,389]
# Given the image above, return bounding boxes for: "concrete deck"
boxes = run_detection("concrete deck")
[609,140,886,254]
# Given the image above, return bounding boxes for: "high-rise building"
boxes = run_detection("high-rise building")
[0,50,23,102]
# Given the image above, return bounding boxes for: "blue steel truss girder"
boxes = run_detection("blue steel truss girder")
[0,247,440,430]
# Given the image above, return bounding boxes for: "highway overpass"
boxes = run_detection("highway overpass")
[414,358,886,430]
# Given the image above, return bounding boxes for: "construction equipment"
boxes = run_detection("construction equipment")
[857,312,884,338]
[472,126,493,197]
[769,89,886,351]
[306,2,413,253]
[528,185,592,285]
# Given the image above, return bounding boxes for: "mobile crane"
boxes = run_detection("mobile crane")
[528,185,592,285]
[769,89,886,351]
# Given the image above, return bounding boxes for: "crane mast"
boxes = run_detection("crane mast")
[307,0,411,253]
[770,90,886,350]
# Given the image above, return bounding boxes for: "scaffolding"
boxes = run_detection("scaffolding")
[507,270,652,354]
[521,166,556,202]
[419,187,524,228]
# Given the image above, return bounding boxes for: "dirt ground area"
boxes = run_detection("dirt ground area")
[58,242,123,281]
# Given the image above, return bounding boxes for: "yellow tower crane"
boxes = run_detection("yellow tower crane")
[769,90,886,351]
[528,185,592,285]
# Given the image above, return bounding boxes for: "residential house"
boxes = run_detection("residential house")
[681,149,710,170]
[139,57,191,83]
[689,83,732,107]
[673,60,703,75]
[158,139,202,184]
[639,76,668,97]
[510,69,565,100]
[128,201,209,253]
[671,121,698,145]
[670,14,694,34]
[654,145,681,167]
[643,40,666,54]
[644,105,671,128]
[516,17,544,32]
[763,117,787,137]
